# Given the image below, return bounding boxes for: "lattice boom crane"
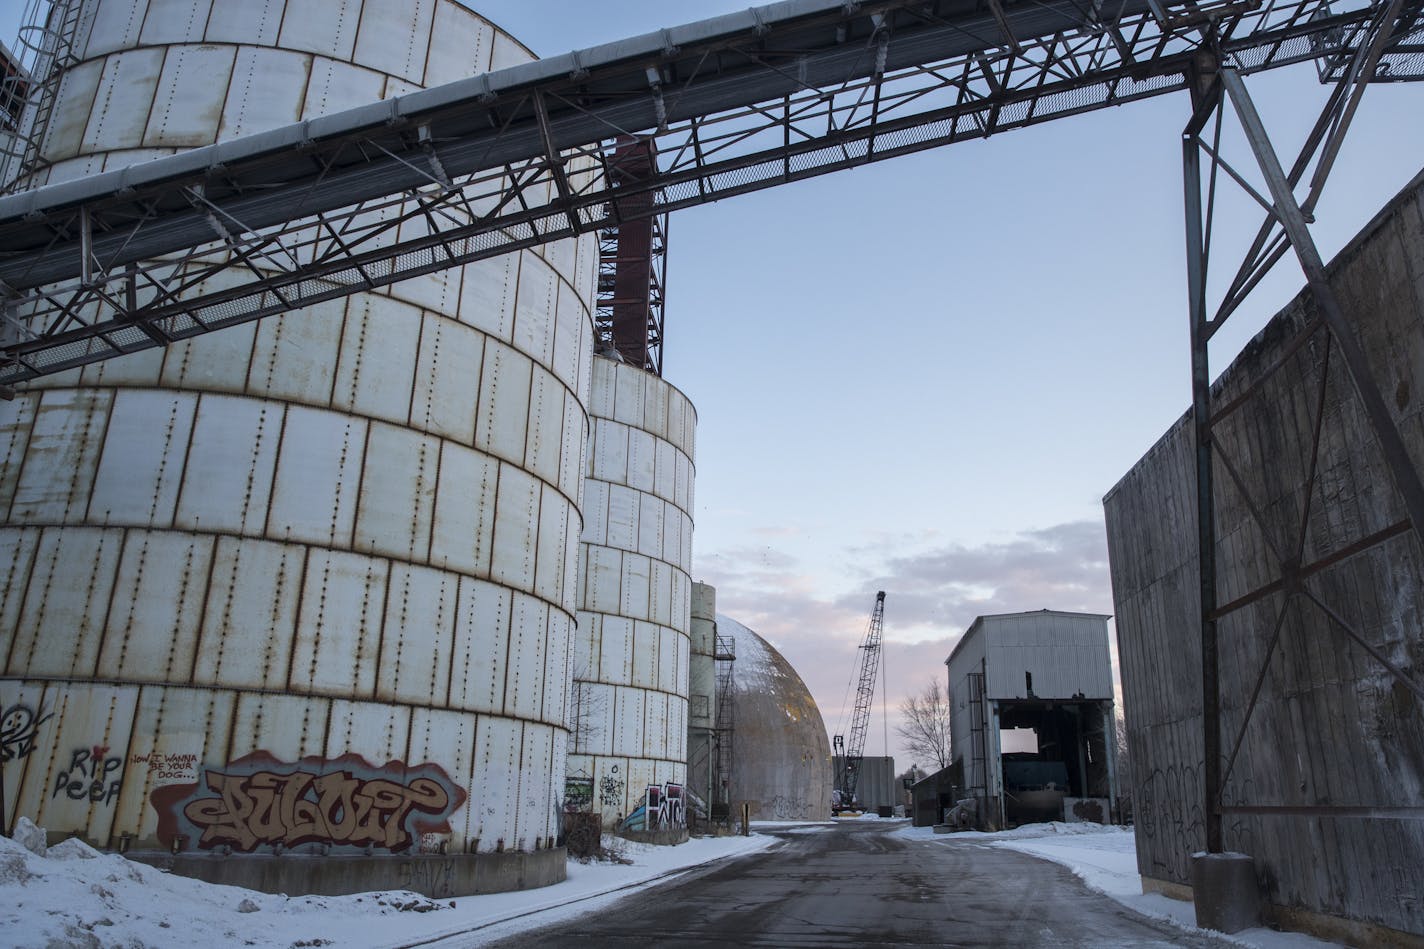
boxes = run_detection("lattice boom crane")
[834,591,886,813]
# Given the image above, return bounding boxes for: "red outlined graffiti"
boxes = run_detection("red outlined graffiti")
[150,752,467,854]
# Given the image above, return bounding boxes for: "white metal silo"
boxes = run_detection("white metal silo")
[0,0,595,894]
[567,354,696,831]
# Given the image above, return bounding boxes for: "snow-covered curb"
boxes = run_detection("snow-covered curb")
[1,829,782,948]
[898,822,1339,948]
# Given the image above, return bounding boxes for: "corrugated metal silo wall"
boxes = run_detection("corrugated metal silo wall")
[1103,169,1424,936]
[566,356,696,827]
[0,0,597,859]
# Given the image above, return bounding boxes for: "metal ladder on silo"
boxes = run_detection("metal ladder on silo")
[712,631,735,824]
[1,0,88,192]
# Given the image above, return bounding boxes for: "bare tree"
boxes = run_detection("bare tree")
[1113,707,1133,823]
[895,679,951,771]
[568,663,607,754]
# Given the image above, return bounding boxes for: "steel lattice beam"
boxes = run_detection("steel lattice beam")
[0,0,1421,387]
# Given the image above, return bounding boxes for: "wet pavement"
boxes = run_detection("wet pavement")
[481,821,1233,947]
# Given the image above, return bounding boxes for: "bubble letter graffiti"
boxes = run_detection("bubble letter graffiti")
[149,752,467,854]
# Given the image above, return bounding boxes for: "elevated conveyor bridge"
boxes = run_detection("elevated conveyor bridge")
[0,0,1420,386]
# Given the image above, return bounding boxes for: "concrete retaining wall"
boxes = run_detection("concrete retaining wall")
[1104,167,1424,939]
[132,846,567,898]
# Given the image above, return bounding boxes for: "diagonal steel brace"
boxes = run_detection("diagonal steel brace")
[1220,67,1424,549]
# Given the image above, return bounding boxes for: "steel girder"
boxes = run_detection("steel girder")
[0,0,1420,388]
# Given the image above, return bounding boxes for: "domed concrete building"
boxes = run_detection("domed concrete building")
[718,615,831,821]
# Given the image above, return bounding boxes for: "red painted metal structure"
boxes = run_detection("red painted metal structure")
[599,138,667,375]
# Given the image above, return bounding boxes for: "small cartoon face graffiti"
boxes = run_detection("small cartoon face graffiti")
[1,704,53,763]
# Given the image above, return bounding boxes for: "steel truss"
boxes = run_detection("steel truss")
[595,212,668,375]
[595,139,669,374]
[0,0,1421,389]
[1181,0,1424,853]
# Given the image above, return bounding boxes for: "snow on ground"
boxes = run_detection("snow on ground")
[750,820,835,834]
[898,822,1341,948]
[0,826,781,949]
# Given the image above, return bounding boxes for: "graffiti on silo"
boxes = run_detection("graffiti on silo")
[149,752,467,853]
[51,746,124,805]
[599,764,625,807]
[1,702,53,762]
[563,773,593,811]
[619,782,685,832]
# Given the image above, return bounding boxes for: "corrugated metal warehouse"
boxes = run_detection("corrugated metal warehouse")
[829,755,898,814]
[1105,169,1424,944]
[946,610,1119,828]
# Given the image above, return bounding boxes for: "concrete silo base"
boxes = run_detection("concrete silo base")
[618,827,688,846]
[128,848,566,898]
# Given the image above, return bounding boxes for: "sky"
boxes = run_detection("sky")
[4,1,1423,770]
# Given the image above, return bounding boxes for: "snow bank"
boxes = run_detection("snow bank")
[0,829,778,948]
[898,822,1340,948]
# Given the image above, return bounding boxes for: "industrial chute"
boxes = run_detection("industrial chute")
[832,591,886,814]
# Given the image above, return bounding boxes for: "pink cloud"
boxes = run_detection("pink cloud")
[696,518,1113,770]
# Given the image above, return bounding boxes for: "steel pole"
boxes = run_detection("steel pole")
[1184,99,1223,854]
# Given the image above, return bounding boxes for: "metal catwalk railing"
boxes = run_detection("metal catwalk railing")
[0,0,1419,387]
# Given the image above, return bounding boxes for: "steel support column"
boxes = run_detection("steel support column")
[1181,36,1424,862]
[1183,82,1223,852]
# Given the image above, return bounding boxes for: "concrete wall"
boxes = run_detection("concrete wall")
[136,847,566,899]
[1104,168,1424,938]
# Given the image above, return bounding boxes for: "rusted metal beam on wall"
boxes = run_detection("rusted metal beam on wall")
[1222,805,1424,819]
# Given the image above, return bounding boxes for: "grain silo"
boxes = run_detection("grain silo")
[566,354,696,832]
[0,0,594,896]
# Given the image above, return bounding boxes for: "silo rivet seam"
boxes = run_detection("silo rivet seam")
[214,545,243,680]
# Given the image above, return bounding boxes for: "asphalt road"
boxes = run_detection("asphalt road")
[484,821,1233,948]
